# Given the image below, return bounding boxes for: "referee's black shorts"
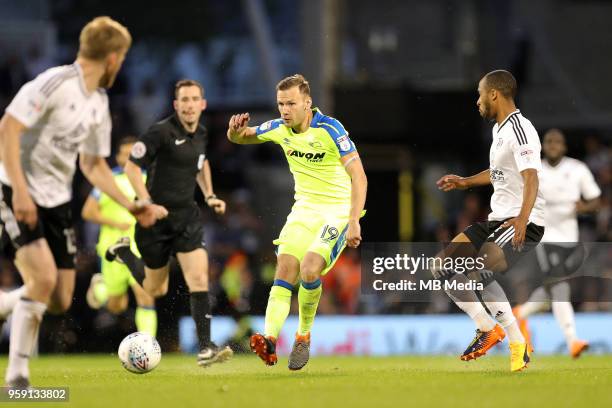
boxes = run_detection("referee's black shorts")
[135,204,205,269]
[463,219,544,268]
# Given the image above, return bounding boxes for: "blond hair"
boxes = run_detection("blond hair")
[276,74,311,96]
[78,16,132,60]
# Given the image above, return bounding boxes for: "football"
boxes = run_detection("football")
[118,332,162,374]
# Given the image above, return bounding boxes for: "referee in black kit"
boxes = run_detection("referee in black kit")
[106,79,233,366]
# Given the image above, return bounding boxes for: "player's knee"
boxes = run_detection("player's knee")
[275,258,299,283]
[299,262,322,283]
[478,269,496,287]
[32,272,58,298]
[184,270,208,292]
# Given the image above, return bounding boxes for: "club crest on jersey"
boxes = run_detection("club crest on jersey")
[309,141,323,149]
[286,149,326,162]
[283,137,291,145]
[490,168,504,182]
[131,141,147,159]
[337,135,351,152]
[496,138,503,149]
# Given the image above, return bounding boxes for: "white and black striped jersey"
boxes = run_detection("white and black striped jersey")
[540,157,600,243]
[488,109,545,226]
[0,63,111,208]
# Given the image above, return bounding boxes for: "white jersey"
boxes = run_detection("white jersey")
[540,157,600,243]
[0,63,111,208]
[488,110,546,226]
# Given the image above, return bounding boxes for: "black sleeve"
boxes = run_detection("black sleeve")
[129,126,165,168]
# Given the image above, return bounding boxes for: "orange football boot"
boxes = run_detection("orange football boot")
[570,340,589,359]
[250,333,278,366]
[460,324,506,361]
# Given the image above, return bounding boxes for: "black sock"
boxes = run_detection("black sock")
[190,291,211,350]
[116,247,146,285]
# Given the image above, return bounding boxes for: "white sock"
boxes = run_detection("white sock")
[446,275,495,332]
[550,282,577,348]
[516,286,550,318]
[480,280,524,342]
[0,286,26,319]
[5,298,46,382]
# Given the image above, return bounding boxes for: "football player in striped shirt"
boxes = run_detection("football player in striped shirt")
[436,70,545,371]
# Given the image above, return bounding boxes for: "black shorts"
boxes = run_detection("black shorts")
[534,243,585,280]
[463,219,544,268]
[135,205,204,269]
[0,184,76,269]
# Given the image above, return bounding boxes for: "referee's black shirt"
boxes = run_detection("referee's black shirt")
[129,114,208,209]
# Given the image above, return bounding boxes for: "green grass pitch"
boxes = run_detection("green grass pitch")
[1,354,611,408]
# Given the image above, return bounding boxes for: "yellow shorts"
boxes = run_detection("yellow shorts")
[97,233,140,297]
[273,207,361,275]
[100,258,137,296]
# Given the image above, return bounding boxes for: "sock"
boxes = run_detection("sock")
[516,286,550,318]
[0,286,26,319]
[550,282,577,348]
[116,247,146,285]
[479,280,524,342]
[135,306,157,338]
[445,274,495,331]
[298,279,322,335]
[190,291,211,350]
[264,280,293,338]
[5,298,46,382]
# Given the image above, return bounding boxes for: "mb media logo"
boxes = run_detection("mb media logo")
[286,149,326,162]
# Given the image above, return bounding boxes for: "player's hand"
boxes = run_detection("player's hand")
[346,220,362,248]
[12,188,38,229]
[436,174,469,191]
[228,113,250,138]
[130,202,168,228]
[501,216,528,251]
[207,197,226,215]
[575,200,588,214]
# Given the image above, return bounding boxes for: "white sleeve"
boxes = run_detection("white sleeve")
[79,100,112,158]
[579,163,601,200]
[5,76,55,128]
[510,123,542,172]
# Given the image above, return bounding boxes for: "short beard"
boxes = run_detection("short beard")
[99,67,116,89]
[480,104,495,122]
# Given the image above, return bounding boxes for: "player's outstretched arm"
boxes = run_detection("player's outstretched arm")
[80,154,167,227]
[436,169,491,192]
[196,159,226,215]
[0,113,37,227]
[81,194,130,231]
[227,113,263,145]
[124,160,152,203]
[343,152,367,248]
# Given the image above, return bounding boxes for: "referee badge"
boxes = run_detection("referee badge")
[131,141,147,159]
